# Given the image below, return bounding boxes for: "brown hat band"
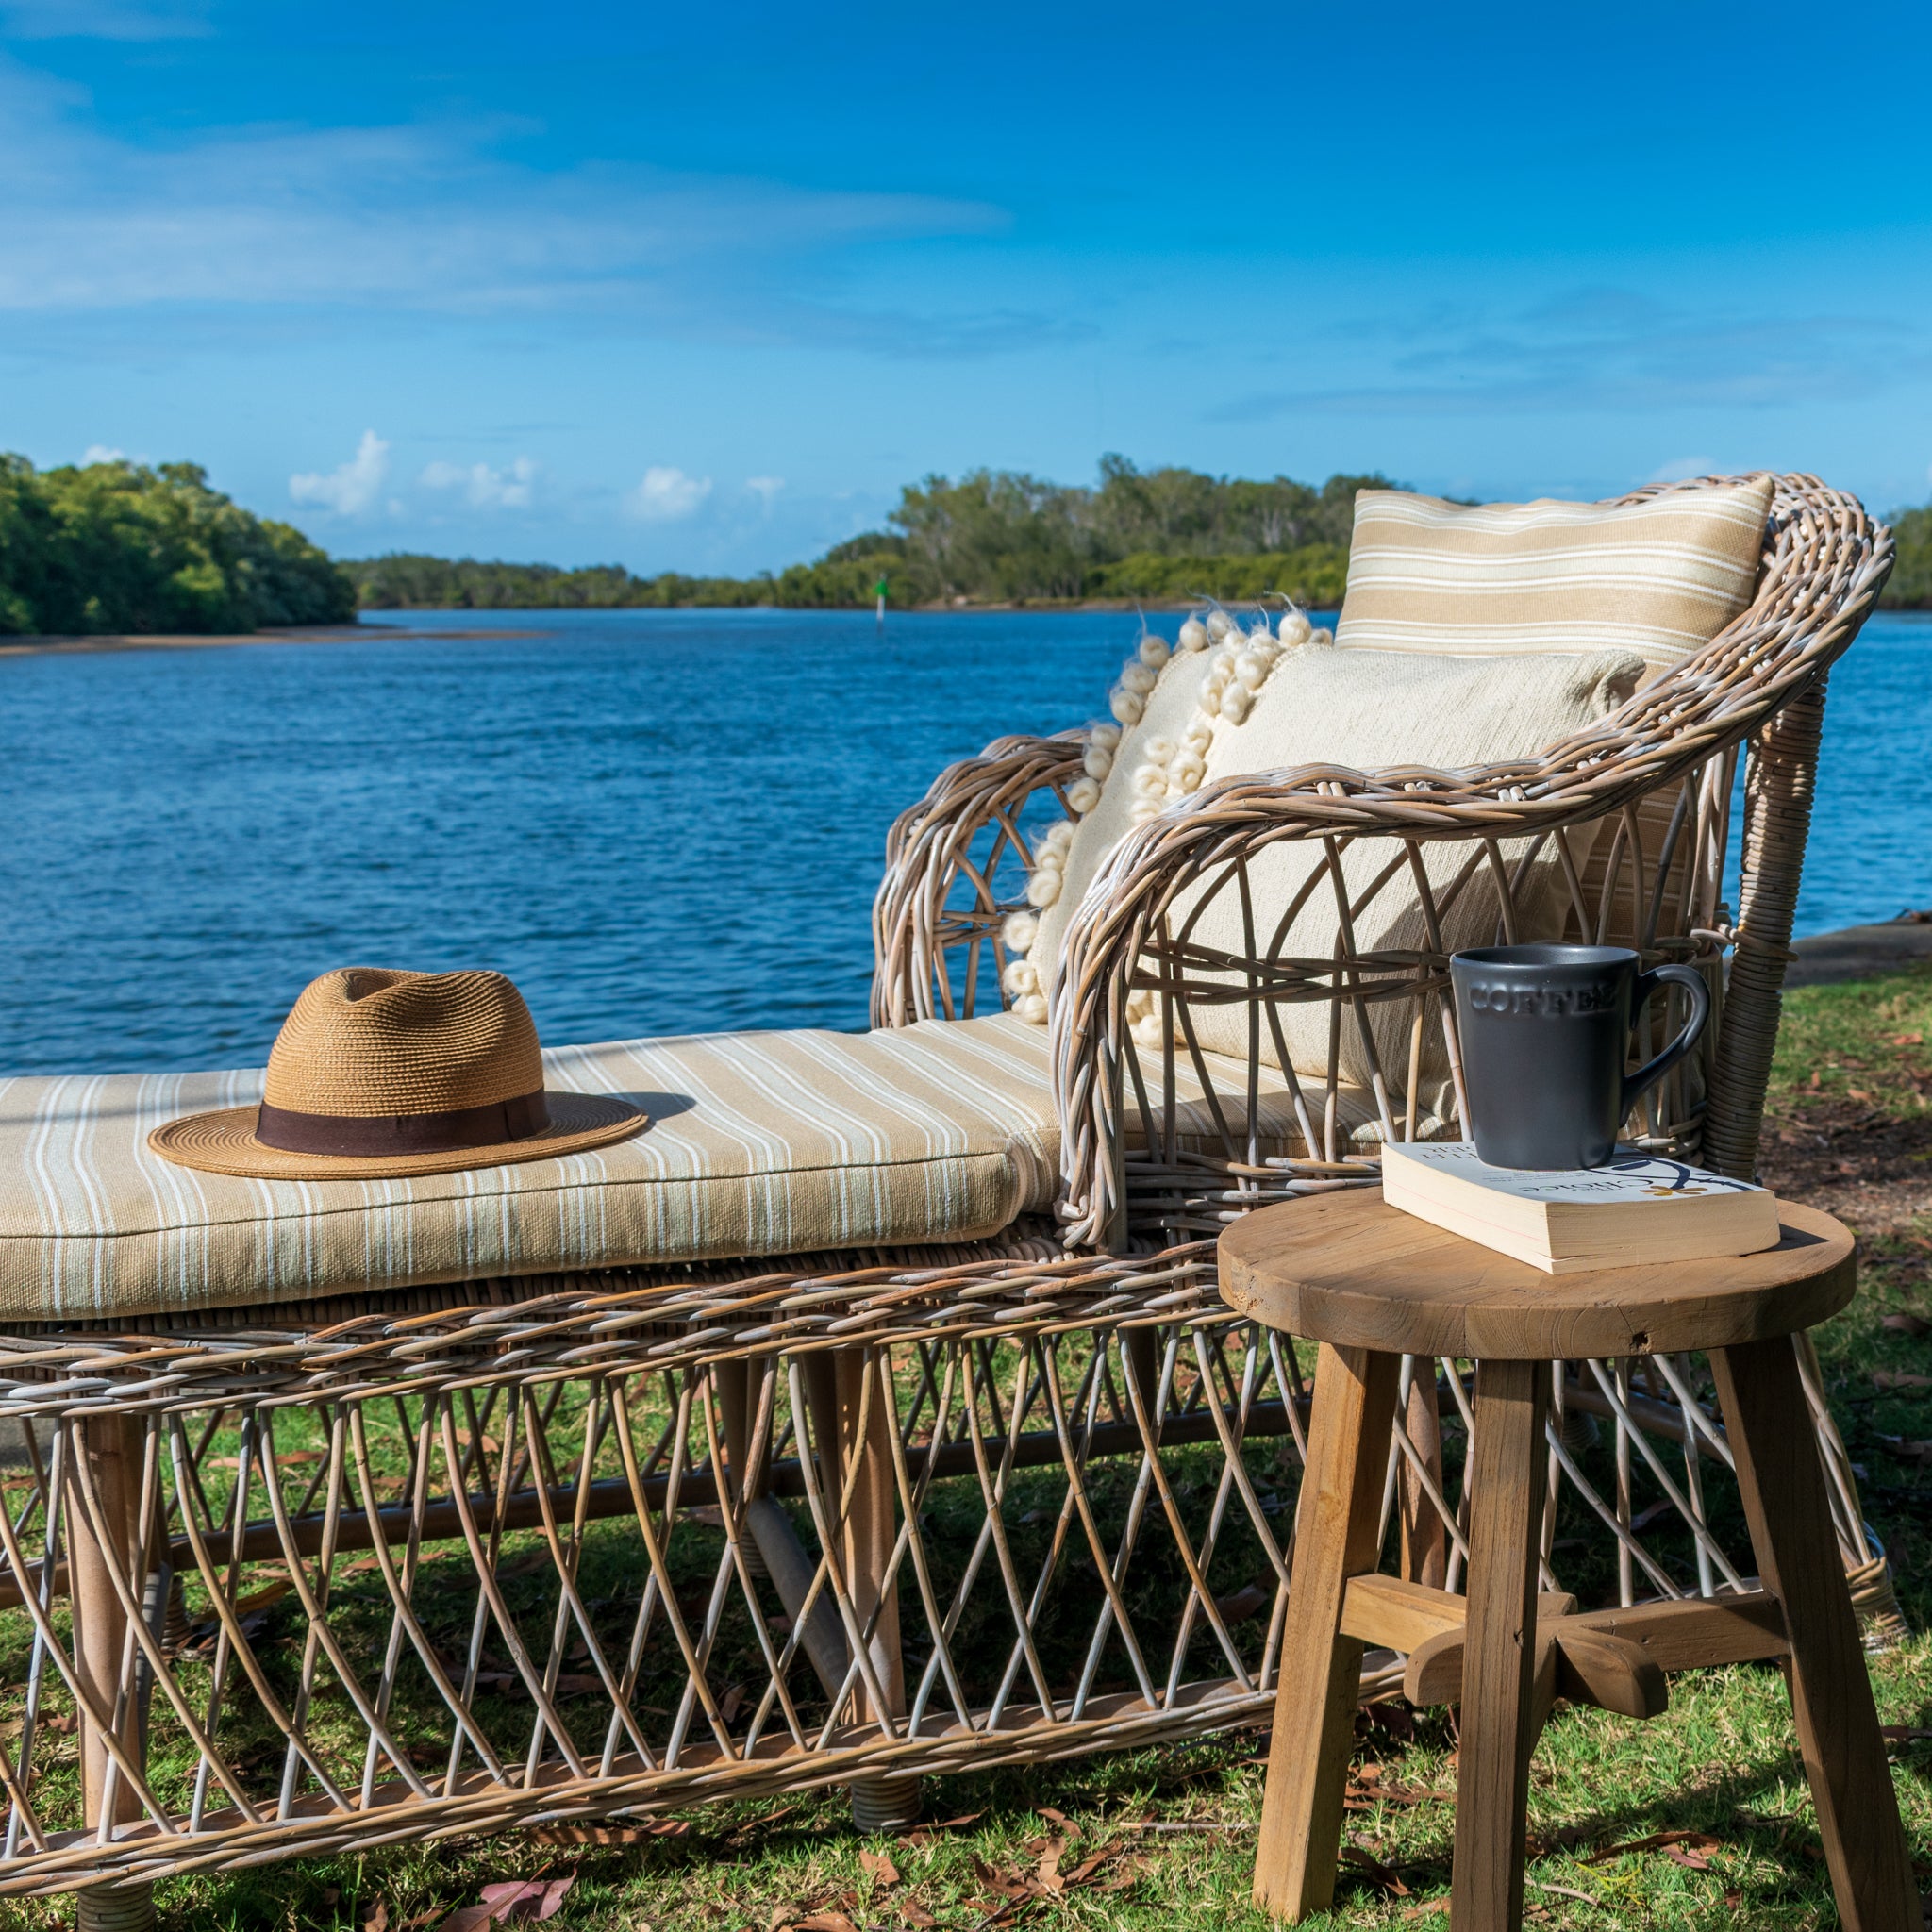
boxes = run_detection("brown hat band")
[255,1089,552,1158]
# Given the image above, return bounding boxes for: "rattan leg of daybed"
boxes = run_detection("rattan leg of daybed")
[71,1415,156,1932]
[831,1345,920,1833]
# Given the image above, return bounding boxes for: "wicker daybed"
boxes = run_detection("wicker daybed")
[0,473,1895,1924]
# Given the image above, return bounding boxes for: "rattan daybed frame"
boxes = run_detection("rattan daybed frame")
[0,474,1897,1926]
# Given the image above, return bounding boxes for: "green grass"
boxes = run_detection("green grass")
[8,971,1932,1930]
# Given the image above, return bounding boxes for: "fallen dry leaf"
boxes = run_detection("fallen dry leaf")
[531,1877,573,1923]
[1097,1853,1154,1891]
[1882,1313,1931,1336]
[795,1915,858,1932]
[1881,1436,1932,1464]
[897,1905,938,1929]
[1034,1836,1065,1892]
[429,1874,574,1932]
[1345,1783,1454,1809]
[1213,1581,1272,1625]
[480,1880,548,1924]
[1664,1843,1713,1871]
[1582,1829,1722,1865]
[1341,1843,1411,1895]
[1035,1805,1074,1833]
[358,1903,390,1932]
[970,1856,1039,1901]
[432,1907,497,1932]
[528,1820,685,1844]
[1874,1371,1932,1391]
[1061,1849,1112,1886]
[895,1812,981,1847]
[857,1849,899,1888]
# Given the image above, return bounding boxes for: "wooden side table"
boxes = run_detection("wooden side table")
[1219,1191,1919,1932]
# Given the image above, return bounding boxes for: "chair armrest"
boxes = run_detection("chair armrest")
[871,731,1085,1027]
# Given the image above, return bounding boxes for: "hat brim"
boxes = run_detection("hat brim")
[147,1092,649,1180]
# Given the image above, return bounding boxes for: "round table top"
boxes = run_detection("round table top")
[1217,1191,1855,1360]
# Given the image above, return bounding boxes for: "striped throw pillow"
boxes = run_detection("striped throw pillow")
[1337,475,1774,675]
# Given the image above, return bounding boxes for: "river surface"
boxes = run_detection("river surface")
[4,608,1928,1074]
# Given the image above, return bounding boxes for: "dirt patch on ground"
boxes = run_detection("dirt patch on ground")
[1758,1098,1932,1237]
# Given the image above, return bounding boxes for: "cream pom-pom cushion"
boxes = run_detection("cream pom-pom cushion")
[1173,645,1648,1114]
[1021,642,1223,1009]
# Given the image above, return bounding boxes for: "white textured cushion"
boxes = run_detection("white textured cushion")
[1175,645,1646,1108]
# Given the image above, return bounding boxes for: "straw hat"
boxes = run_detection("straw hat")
[150,968,648,1179]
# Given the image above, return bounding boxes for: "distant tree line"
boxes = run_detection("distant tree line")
[0,455,355,635]
[346,458,1386,611]
[17,452,1927,630]
[1882,505,1932,608]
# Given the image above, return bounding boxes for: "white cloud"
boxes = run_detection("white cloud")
[81,443,125,464]
[625,466,712,522]
[421,455,538,509]
[290,430,391,516]
[745,475,785,509]
[0,56,1005,346]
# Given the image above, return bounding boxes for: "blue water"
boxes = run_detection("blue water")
[3,608,1929,1075]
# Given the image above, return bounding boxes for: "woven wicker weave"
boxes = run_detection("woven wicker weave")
[0,474,1896,1920]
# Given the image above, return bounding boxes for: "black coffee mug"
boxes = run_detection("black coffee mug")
[1448,944,1710,1170]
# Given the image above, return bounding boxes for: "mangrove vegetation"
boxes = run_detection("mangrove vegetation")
[0,455,354,635]
[347,458,1382,611]
[8,450,1932,629]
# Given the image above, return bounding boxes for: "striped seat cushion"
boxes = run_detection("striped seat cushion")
[1338,476,1774,674]
[0,1015,1388,1323]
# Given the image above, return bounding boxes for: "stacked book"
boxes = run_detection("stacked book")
[1380,1141,1783,1274]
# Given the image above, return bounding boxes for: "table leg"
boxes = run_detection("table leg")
[1712,1337,1919,1932]
[1451,1357,1549,1932]
[1252,1342,1400,1921]
[70,1414,158,1932]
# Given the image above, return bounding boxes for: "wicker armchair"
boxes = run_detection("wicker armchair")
[877,474,1878,1237]
[0,475,1896,1922]
[873,469,1894,1605]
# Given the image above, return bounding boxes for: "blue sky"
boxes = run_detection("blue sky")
[4,0,1931,574]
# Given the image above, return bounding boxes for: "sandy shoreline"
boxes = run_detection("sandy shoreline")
[0,623,549,657]
[0,603,1231,657]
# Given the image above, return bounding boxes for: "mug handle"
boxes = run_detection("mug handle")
[1621,964,1712,1121]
